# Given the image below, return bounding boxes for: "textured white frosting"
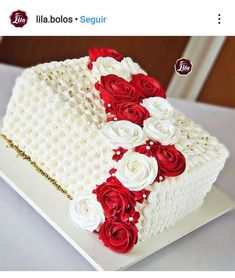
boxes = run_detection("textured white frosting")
[136,156,227,240]
[2,55,229,241]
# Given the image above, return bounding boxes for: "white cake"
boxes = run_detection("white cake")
[1,48,229,253]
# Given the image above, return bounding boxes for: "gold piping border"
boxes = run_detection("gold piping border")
[0,133,73,200]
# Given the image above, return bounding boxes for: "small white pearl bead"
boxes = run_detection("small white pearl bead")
[143,194,147,198]
[159,176,163,181]
[146,146,150,150]
[116,151,121,155]
[150,141,154,145]
[107,103,111,107]
[129,217,133,221]
[114,117,118,121]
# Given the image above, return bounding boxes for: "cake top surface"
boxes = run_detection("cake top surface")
[15,53,228,172]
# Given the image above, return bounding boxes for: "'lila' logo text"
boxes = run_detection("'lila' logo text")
[10,10,28,28]
[175,58,192,76]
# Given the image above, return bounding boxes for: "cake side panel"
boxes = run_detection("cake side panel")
[137,157,227,241]
[2,60,115,197]
[135,109,229,241]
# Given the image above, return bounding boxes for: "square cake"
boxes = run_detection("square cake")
[1,47,229,253]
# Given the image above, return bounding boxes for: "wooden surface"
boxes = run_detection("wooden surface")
[198,37,235,108]
[0,36,189,89]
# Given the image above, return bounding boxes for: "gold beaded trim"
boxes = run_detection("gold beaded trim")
[0,133,73,200]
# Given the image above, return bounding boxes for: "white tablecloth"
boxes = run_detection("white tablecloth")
[0,63,235,271]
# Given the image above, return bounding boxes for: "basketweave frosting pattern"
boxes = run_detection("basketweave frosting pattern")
[136,158,225,240]
[2,56,229,241]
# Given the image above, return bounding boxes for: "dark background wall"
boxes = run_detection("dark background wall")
[198,37,235,108]
[0,36,234,108]
[0,36,189,90]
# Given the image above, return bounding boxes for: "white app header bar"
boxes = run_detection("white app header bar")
[0,0,234,35]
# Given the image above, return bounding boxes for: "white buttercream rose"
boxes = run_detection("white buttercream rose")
[143,117,180,145]
[101,120,147,148]
[142,97,176,122]
[69,191,104,232]
[92,57,146,81]
[120,57,147,76]
[92,57,130,80]
[116,151,158,191]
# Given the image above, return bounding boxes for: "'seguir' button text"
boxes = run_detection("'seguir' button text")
[79,16,107,25]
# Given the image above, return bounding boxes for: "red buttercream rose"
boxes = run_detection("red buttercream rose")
[99,220,138,253]
[155,145,186,177]
[96,74,140,106]
[131,73,166,99]
[93,177,135,219]
[88,47,124,69]
[110,102,150,126]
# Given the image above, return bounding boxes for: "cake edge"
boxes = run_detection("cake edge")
[0,132,73,200]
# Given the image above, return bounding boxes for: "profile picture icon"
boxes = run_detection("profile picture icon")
[10,10,28,28]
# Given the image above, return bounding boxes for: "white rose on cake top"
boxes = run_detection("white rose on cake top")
[116,151,158,191]
[101,120,147,149]
[92,57,146,81]
[120,57,147,76]
[69,191,105,232]
[143,117,180,145]
[142,97,176,122]
[92,57,129,81]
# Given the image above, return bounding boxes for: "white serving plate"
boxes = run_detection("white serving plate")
[0,119,234,271]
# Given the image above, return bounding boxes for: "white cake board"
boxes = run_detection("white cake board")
[0,127,234,271]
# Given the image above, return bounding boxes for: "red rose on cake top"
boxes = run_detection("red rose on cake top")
[155,144,186,178]
[96,74,140,106]
[107,102,150,126]
[131,73,166,99]
[88,47,124,69]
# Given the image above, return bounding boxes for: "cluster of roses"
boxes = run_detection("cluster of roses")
[95,73,165,126]
[90,47,186,181]
[84,47,186,253]
[93,174,150,253]
[113,141,186,182]
[90,47,165,127]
